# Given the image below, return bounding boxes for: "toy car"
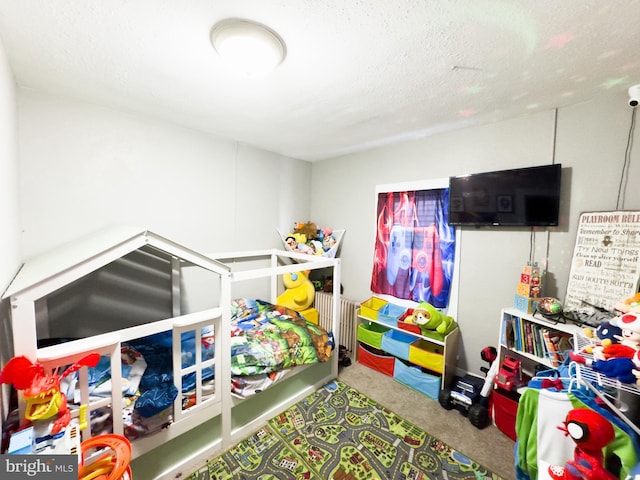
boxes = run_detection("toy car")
[438,374,485,416]
[438,346,498,429]
[495,355,524,391]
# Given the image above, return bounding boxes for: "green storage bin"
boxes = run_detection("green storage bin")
[357,321,390,349]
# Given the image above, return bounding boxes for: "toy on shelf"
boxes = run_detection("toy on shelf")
[514,262,543,314]
[403,301,456,340]
[570,312,640,384]
[278,222,345,259]
[536,296,564,319]
[615,293,640,314]
[548,408,617,480]
[496,355,525,392]
[582,320,622,351]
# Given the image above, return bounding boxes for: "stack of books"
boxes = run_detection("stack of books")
[504,315,572,367]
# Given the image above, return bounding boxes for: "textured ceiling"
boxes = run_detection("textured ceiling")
[0,1,639,161]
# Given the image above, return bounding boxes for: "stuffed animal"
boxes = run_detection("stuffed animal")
[310,240,324,255]
[548,408,617,480]
[285,236,297,250]
[583,319,622,352]
[291,232,307,245]
[570,312,640,384]
[615,293,640,314]
[285,233,314,254]
[322,234,336,251]
[410,302,456,339]
[294,221,319,241]
[276,270,315,312]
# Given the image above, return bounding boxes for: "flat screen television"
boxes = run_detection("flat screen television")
[448,164,561,226]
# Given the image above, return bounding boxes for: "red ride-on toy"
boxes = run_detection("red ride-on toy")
[438,346,498,429]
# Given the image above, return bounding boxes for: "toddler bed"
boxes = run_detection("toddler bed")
[79,297,333,441]
[2,227,341,478]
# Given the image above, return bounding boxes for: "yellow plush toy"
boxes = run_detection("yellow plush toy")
[277,270,315,312]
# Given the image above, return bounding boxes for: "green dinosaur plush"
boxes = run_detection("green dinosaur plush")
[413,302,457,339]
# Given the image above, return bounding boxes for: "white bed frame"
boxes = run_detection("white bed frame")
[2,227,341,479]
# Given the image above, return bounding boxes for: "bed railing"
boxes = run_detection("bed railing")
[35,307,226,457]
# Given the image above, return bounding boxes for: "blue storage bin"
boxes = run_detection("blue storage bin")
[380,330,414,361]
[393,358,441,400]
[377,303,407,326]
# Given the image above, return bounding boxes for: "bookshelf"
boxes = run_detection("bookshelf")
[498,307,583,374]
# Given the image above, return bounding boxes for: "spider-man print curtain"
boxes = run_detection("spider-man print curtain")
[371,188,456,308]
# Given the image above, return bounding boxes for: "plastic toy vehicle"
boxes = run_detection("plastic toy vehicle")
[495,355,524,391]
[438,346,497,429]
[438,374,485,416]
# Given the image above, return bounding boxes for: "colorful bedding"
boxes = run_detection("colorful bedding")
[79,298,333,439]
[230,298,333,376]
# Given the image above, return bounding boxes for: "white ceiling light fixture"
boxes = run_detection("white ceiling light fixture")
[210,18,286,76]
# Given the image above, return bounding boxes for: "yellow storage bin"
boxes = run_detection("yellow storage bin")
[359,297,388,320]
[408,339,445,374]
[357,321,390,349]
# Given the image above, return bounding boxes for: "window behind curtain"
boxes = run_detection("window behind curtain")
[370,188,456,308]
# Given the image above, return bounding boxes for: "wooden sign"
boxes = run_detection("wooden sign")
[564,210,640,313]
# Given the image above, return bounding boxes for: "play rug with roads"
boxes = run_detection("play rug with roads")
[186,379,503,479]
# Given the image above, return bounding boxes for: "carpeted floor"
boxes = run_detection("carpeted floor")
[339,362,516,480]
[186,364,514,479]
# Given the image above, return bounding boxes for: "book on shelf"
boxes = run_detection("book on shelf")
[518,316,526,352]
[537,328,548,361]
[524,322,535,356]
[504,317,515,348]
[542,328,561,367]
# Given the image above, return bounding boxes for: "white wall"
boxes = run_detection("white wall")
[0,38,19,291]
[16,89,312,258]
[312,90,640,374]
[0,35,19,422]
[7,63,640,380]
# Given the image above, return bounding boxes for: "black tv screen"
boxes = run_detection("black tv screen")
[448,164,561,226]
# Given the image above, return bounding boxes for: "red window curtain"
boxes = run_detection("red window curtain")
[370,188,456,308]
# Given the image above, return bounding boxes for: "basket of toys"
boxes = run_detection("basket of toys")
[278,221,344,258]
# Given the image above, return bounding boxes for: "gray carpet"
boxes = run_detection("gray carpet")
[338,361,516,480]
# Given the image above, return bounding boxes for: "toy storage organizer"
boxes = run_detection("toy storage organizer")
[355,297,459,400]
[2,227,342,479]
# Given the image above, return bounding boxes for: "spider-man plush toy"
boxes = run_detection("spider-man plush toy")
[548,408,617,480]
